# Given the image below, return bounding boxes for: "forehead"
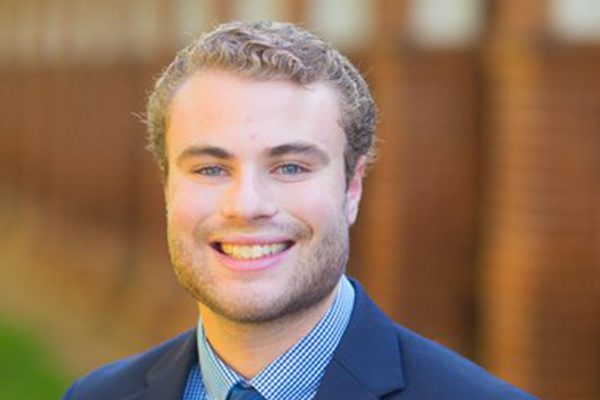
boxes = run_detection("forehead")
[166,70,345,157]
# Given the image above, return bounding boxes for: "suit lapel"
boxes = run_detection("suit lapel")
[315,279,406,399]
[127,329,197,400]
[314,358,379,400]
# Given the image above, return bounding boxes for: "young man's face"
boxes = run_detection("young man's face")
[164,70,364,323]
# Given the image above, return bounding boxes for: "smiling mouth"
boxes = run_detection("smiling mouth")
[211,241,295,260]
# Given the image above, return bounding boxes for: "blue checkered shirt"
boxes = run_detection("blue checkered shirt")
[182,276,355,400]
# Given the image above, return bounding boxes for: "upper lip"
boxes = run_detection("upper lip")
[209,235,294,245]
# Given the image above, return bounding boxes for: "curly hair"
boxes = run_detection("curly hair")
[145,20,377,184]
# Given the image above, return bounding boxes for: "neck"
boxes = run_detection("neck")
[198,284,339,379]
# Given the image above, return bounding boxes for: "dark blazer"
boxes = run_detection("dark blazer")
[63,279,537,399]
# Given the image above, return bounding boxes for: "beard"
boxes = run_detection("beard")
[167,211,350,325]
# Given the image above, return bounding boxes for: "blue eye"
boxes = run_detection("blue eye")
[276,163,308,175]
[195,166,227,176]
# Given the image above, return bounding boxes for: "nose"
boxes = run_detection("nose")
[220,169,278,221]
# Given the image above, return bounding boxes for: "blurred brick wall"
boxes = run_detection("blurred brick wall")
[480,1,600,398]
[0,62,196,371]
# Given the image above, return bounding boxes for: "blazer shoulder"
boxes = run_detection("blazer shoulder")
[394,324,537,399]
[62,329,195,400]
[324,279,538,399]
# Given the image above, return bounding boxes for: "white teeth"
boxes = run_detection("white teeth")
[220,243,288,260]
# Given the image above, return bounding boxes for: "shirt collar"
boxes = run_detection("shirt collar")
[197,275,355,400]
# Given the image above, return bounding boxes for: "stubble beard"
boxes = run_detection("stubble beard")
[167,214,350,325]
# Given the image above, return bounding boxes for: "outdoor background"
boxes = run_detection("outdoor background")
[1,0,600,399]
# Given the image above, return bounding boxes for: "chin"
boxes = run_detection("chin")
[198,281,338,325]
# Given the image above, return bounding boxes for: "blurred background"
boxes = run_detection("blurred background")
[1,0,599,399]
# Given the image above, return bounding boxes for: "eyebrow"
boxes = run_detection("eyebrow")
[267,142,330,164]
[176,145,234,166]
[175,141,330,166]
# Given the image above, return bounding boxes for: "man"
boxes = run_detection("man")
[64,21,536,399]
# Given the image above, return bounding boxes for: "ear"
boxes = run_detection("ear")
[346,156,366,225]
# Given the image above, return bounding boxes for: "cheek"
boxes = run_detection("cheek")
[277,181,345,228]
[166,181,221,232]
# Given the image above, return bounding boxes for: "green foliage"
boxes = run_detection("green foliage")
[0,318,71,400]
